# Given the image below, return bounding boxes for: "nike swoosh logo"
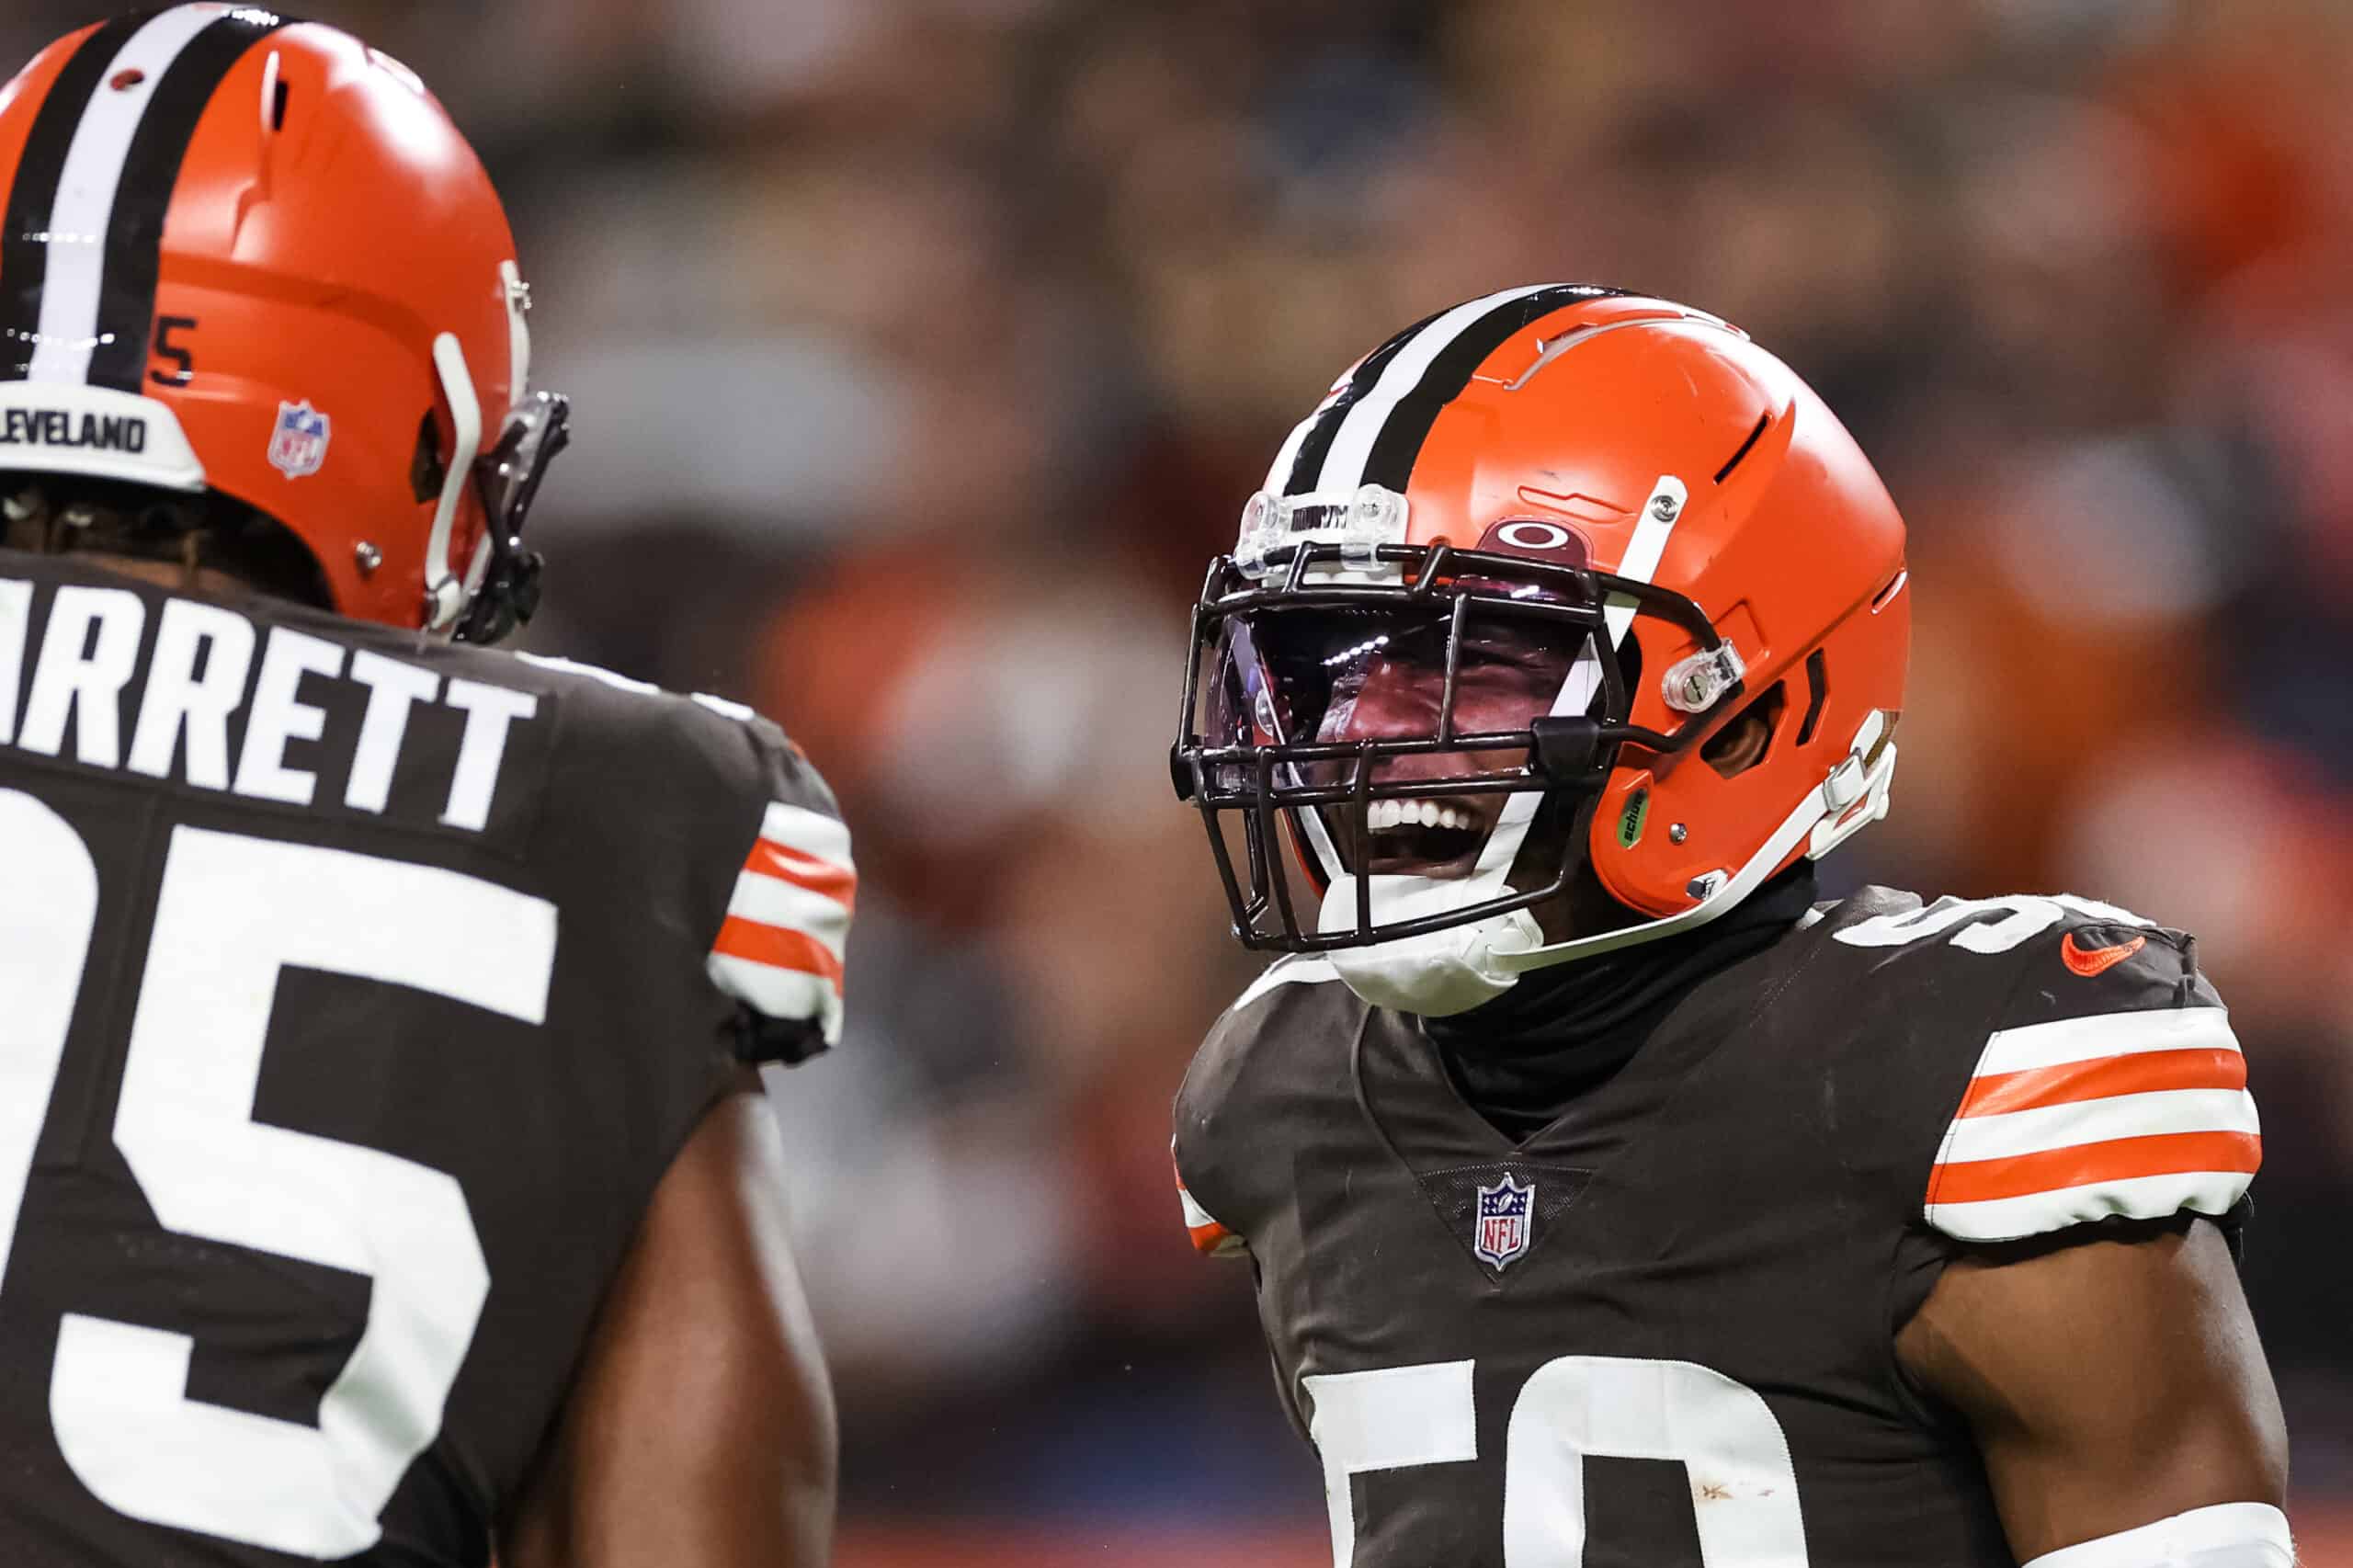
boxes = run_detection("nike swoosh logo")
[2061,931,2146,978]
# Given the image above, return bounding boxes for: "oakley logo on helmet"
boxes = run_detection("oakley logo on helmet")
[1483,519,1583,557]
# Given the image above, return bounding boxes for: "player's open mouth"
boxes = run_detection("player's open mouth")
[1350,795,1493,876]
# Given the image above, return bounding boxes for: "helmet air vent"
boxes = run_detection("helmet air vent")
[1700,684,1787,780]
[259,49,287,135]
[1713,414,1771,484]
[1870,568,1909,613]
[1795,650,1828,746]
[409,412,445,503]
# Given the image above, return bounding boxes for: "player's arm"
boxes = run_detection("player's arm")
[1896,1219,2288,1564]
[500,1074,837,1568]
[1892,915,2290,1565]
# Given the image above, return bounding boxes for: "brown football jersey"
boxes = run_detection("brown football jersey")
[1174,888,2255,1567]
[0,551,853,1566]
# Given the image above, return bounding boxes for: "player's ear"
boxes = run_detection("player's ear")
[1703,706,1769,777]
[1700,686,1785,779]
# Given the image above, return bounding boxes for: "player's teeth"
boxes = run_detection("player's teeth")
[1371,797,1487,836]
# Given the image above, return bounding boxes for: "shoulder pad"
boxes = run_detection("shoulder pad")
[513,653,855,1062]
[1170,955,1355,1258]
[1174,1158,1247,1258]
[1900,897,2256,1243]
[706,797,855,1062]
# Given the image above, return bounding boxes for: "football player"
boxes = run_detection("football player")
[1170,287,2291,1566]
[0,10,841,1566]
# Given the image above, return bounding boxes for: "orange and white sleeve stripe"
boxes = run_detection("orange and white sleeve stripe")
[706,801,856,1047]
[1925,1007,2259,1243]
[1176,1166,1245,1257]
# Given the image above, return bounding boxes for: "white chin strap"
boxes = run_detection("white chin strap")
[1323,879,1544,1017]
[1323,712,1895,1017]
[422,333,484,633]
[421,262,533,634]
[2019,1503,2293,1568]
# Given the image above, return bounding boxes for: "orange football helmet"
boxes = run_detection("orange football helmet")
[0,5,564,642]
[1176,286,1909,1010]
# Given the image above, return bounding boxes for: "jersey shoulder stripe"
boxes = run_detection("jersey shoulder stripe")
[1175,1163,1245,1257]
[1926,1006,2258,1242]
[1171,955,1358,1261]
[707,801,856,1046]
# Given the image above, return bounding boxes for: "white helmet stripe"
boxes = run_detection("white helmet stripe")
[20,7,285,390]
[1302,284,1558,499]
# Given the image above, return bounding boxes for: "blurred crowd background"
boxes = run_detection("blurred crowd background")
[12,0,2353,1559]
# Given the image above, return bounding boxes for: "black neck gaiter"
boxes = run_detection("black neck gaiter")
[1423,863,1820,1141]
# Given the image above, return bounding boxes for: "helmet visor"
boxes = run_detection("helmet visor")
[1176,535,1732,951]
[1199,597,1593,880]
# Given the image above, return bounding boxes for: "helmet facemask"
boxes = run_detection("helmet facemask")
[1176,529,1745,958]
[451,387,569,644]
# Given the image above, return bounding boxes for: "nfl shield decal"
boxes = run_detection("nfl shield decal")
[1473,1173,1535,1270]
[267,400,332,479]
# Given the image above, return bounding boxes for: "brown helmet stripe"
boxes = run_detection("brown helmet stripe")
[85,8,286,392]
[1354,284,1632,494]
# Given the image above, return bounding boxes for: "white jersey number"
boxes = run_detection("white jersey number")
[0,790,556,1558]
[1305,1355,1807,1567]
[1830,892,2151,955]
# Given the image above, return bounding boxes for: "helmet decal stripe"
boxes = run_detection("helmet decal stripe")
[0,16,145,379]
[1305,284,1634,500]
[1355,284,1635,494]
[1279,306,1443,497]
[1293,283,1558,499]
[86,9,288,392]
[15,6,227,385]
[8,6,284,390]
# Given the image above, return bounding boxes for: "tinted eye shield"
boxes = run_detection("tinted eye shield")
[1173,538,1745,951]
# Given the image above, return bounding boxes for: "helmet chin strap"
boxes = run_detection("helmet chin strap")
[1321,714,1895,1015]
[422,333,483,633]
[1488,722,1893,971]
[1322,877,1543,1017]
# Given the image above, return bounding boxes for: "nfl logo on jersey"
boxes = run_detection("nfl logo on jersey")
[267,400,332,479]
[1474,1173,1535,1270]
